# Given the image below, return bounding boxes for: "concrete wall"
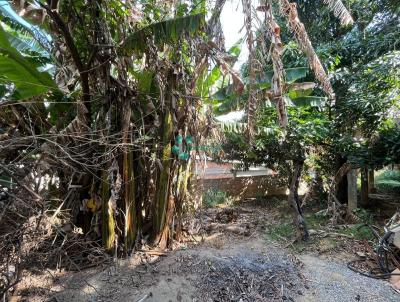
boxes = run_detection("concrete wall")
[202,175,287,198]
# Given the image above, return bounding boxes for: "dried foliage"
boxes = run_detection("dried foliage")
[323,0,354,26]
[263,3,288,127]
[242,0,256,141]
[277,0,335,100]
[207,0,227,50]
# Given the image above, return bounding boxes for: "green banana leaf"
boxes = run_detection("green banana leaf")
[254,67,309,89]
[196,39,242,98]
[0,24,56,100]
[123,13,205,55]
[290,96,327,107]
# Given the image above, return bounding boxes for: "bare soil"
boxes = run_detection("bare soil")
[11,202,400,302]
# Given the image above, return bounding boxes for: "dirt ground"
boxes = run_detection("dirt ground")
[12,202,400,302]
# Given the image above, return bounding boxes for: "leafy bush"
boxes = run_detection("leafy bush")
[203,189,229,207]
[353,208,372,223]
[268,221,295,241]
[375,169,400,194]
[340,224,376,242]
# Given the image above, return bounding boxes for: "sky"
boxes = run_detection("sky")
[220,0,249,67]
[217,0,252,121]
[0,0,32,28]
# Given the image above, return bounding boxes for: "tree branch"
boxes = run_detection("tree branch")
[40,1,91,122]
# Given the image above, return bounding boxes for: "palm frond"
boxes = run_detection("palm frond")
[256,67,309,88]
[323,0,354,26]
[6,31,47,55]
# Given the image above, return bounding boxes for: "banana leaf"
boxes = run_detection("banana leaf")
[0,24,56,100]
[123,13,205,55]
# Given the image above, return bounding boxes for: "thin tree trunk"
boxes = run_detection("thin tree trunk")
[335,155,348,203]
[242,0,256,141]
[288,159,308,241]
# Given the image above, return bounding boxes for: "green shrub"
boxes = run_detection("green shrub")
[340,224,376,241]
[268,216,295,241]
[352,208,373,225]
[375,169,400,194]
[203,189,229,207]
[305,213,330,229]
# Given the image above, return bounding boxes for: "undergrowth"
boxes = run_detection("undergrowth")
[203,189,232,207]
[267,206,377,251]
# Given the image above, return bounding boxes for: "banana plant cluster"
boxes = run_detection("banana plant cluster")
[0,0,235,255]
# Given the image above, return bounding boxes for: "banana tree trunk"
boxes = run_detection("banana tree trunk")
[153,110,173,246]
[121,98,137,253]
[158,162,178,249]
[123,150,137,252]
[268,7,287,128]
[174,160,191,240]
[153,75,175,245]
[101,170,115,251]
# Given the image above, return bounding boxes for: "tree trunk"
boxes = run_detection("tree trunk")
[121,98,137,253]
[174,160,191,240]
[153,73,175,245]
[335,155,348,203]
[153,117,173,242]
[158,162,177,249]
[288,159,308,241]
[347,169,358,216]
[360,167,369,207]
[123,151,137,253]
[101,170,115,252]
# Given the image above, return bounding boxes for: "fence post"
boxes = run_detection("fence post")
[360,167,369,207]
[368,169,375,193]
[347,169,358,216]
